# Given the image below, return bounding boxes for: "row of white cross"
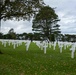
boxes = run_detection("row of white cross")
[0,39,76,58]
[0,39,31,51]
[33,41,76,58]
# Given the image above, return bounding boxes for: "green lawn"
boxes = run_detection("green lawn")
[0,41,76,75]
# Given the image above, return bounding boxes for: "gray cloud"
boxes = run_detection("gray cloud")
[1,20,32,34]
[1,0,76,34]
[44,0,76,34]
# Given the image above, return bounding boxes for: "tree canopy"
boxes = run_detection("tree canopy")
[0,0,45,32]
[0,0,44,21]
[32,6,60,41]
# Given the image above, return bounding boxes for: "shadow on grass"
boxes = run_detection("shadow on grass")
[0,50,3,54]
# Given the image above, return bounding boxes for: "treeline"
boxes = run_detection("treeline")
[0,28,76,42]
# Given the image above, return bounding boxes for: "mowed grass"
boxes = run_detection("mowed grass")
[0,41,76,75]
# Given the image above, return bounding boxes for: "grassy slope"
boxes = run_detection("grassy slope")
[0,42,76,75]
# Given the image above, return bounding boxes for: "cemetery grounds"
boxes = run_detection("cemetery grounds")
[0,39,76,75]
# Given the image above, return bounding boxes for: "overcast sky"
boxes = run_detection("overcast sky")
[1,0,76,34]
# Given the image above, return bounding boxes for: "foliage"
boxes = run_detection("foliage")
[0,32,3,39]
[32,6,60,41]
[53,24,61,41]
[27,33,34,41]
[50,34,55,42]
[64,34,76,42]
[33,33,41,40]
[0,31,76,42]
[0,0,44,21]
[7,28,16,39]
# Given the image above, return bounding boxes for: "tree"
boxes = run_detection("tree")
[53,24,61,41]
[32,6,60,41]
[33,33,41,40]
[27,33,33,42]
[0,0,45,29]
[8,28,16,39]
[0,32,3,39]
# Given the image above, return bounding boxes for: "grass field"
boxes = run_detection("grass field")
[0,41,76,75]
